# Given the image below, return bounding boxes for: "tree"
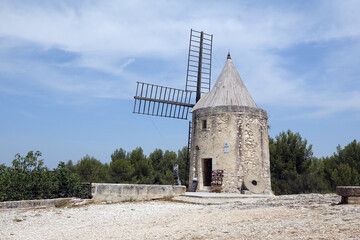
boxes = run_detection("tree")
[163,150,177,168]
[158,150,177,184]
[110,159,135,183]
[0,164,12,201]
[303,157,331,193]
[177,146,190,187]
[6,151,53,200]
[331,163,359,186]
[149,149,164,184]
[111,148,128,163]
[73,155,110,183]
[323,140,360,189]
[110,148,135,183]
[149,149,163,171]
[130,147,154,184]
[52,162,87,198]
[270,130,313,194]
[65,160,75,171]
[0,151,86,201]
[149,147,189,186]
[338,140,360,171]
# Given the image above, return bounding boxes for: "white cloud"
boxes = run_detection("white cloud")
[0,0,360,117]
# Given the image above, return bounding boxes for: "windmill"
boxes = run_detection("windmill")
[133,29,213,184]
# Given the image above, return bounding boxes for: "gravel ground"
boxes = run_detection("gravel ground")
[1,193,360,240]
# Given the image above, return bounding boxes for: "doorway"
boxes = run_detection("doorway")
[202,158,212,186]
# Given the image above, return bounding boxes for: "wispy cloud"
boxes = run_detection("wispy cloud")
[0,0,359,118]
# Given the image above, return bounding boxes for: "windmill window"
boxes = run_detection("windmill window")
[202,120,207,129]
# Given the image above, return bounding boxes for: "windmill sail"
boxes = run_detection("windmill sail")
[133,82,194,119]
[185,29,213,102]
[132,29,213,185]
[133,29,213,120]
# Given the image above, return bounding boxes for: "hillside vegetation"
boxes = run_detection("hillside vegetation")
[1,130,359,201]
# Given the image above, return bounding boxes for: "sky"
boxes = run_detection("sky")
[1,0,360,169]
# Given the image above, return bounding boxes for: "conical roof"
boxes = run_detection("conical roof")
[191,53,257,112]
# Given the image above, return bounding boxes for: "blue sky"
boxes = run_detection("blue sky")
[1,0,360,169]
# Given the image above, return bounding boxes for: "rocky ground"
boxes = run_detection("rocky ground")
[1,193,359,239]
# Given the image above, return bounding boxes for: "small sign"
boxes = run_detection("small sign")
[190,180,198,192]
[224,142,229,153]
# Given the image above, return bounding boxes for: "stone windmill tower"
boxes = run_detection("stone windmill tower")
[189,53,272,194]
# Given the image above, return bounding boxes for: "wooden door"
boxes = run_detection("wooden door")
[203,158,212,186]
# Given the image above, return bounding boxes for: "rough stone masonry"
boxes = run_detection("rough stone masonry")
[189,54,271,194]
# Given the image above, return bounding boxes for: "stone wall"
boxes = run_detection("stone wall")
[0,184,186,209]
[0,198,75,209]
[189,106,271,193]
[91,183,186,203]
[236,112,271,193]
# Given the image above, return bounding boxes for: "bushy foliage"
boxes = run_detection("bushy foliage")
[270,131,360,195]
[323,140,360,189]
[3,134,358,201]
[52,162,87,198]
[0,151,86,201]
[71,155,111,183]
[109,147,188,185]
[0,146,188,202]
[67,146,189,187]
[270,130,313,194]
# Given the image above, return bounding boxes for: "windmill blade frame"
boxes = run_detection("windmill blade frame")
[133,82,194,120]
[133,29,213,121]
[132,28,213,186]
[185,29,213,102]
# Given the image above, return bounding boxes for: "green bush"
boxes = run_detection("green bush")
[0,151,86,202]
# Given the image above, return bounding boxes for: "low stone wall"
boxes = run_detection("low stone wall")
[0,184,186,209]
[0,198,75,209]
[91,183,186,203]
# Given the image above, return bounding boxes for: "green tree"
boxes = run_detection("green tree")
[331,163,359,186]
[109,148,135,183]
[0,164,12,201]
[157,150,177,184]
[149,149,164,184]
[177,146,190,187]
[323,140,360,189]
[162,151,177,170]
[52,161,87,198]
[0,151,86,201]
[111,148,128,162]
[130,147,154,184]
[110,159,135,183]
[270,130,313,194]
[7,151,53,200]
[338,140,360,171]
[65,160,75,171]
[73,155,110,183]
[303,157,331,193]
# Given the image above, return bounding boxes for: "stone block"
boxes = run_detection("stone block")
[0,198,73,209]
[173,186,186,195]
[347,197,360,204]
[336,186,360,197]
[91,183,185,203]
[122,184,136,196]
[336,186,360,204]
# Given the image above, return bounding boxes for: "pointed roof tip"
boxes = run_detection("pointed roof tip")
[191,53,258,111]
[227,52,231,59]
